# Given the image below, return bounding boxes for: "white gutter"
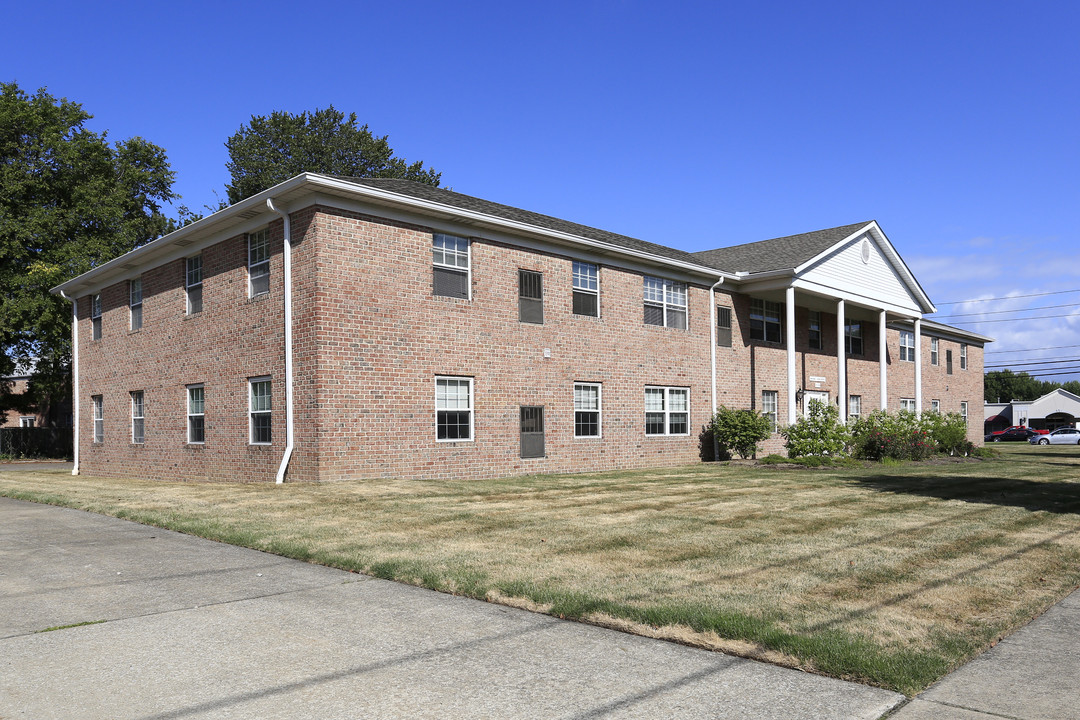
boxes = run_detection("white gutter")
[59,290,79,475]
[709,277,724,460]
[267,198,294,484]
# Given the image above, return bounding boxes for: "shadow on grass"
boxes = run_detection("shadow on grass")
[851,474,1080,514]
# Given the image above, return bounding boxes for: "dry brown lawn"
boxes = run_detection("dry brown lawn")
[3,443,1079,695]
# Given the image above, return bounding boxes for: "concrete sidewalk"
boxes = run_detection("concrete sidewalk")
[0,497,902,719]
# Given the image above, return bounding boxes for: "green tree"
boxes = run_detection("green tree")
[711,406,772,459]
[224,107,441,204]
[0,82,176,424]
[984,369,1049,403]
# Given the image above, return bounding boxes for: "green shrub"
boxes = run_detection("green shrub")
[928,412,971,455]
[850,410,936,461]
[711,406,772,459]
[782,399,850,458]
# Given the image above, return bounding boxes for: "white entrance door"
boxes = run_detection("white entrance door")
[804,391,829,418]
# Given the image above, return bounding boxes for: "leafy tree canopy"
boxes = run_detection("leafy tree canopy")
[224,106,441,204]
[0,82,176,421]
[983,369,1080,404]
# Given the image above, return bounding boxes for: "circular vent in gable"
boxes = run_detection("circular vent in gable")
[861,238,871,264]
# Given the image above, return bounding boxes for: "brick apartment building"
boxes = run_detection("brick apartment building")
[51,174,989,482]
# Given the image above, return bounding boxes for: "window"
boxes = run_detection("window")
[643,277,687,329]
[717,306,732,347]
[645,386,689,436]
[188,385,205,444]
[129,278,142,331]
[432,234,470,299]
[92,395,103,443]
[436,376,473,441]
[845,321,863,356]
[750,299,783,343]
[572,261,599,317]
[574,383,602,438]
[761,390,778,432]
[19,417,35,428]
[91,294,102,340]
[930,337,939,366]
[518,270,543,324]
[249,378,271,445]
[248,229,270,297]
[808,310,822,350]
[960,401,968,425]
[961,344,968,370]
[520,406,545,458]
[931,399,941,414]
[186,255,203,315]
[946,349,954,374]
[849,395,861,421]
[900,331,915,362]
[900,398,916,412]
[130,391,145,444]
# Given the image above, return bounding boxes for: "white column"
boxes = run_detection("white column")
[914,318,922,414]
[837,299,846,423]
[879,309,888,410]
[786,286,796,426]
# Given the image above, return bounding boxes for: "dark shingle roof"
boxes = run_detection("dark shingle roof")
[335,177,713,268]
[690,221,874,274]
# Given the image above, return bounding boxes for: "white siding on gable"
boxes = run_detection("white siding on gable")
[798,234,922,313]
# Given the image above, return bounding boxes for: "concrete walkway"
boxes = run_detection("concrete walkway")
[0,497,902,719]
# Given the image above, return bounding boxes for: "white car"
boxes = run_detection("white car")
[1030,428,1080,445]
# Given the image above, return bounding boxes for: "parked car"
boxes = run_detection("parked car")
[984,427,1039,442]
[1029,427,1080,445]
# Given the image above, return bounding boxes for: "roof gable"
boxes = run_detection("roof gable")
[690,222,872,273]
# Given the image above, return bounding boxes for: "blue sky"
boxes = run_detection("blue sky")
[5,0,1079,380]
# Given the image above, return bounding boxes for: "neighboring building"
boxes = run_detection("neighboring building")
[51,174,990,482]
[1,362,38,429]
[984,388,1080,432]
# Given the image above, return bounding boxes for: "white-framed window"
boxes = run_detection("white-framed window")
[930,337,939,366]
[960,401,968,425]
[186,255,203,315]
[643,277,687,329]
[129,278,143,331]
[19,416,35,428]
[762,390,778,432]
[845,321,863,356]
[432,233,470,299]
[91,294,102,340]
[92,395,103,443]
[645,386,689,436]
[960,344,968,370]
[900,331,915,362]
[435,376,473,441]
[187,384,205,444]
[572,261,599,317]
[574,383,602,438]
[900,398,916,412]
[848,395,861,421]
[808,310,822,350]
[130,390,145,444]
[750,299,783,343]
[248,229,270,297]
[931,399,941,414]
[249,377,271,445]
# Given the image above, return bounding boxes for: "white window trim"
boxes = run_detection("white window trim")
[931,399,941,414]
[131,391,145,445]
[572,261,600,318]
[960,401,969,425]
[91,294,102,340]
[92,395,103,443]
[900,331,915,362]
[435,376,474,442]
[762,390,778,433]
[186,255,203,315]
[960,344,968,370]
[19,416,35,428]
[187,384,205,445]
[573,382,603,439]
[900,398,916,412]
[433,233,472,301]
[930,337,939,366]
[129,278,142,331]
[645,385,690,437]
[249,377,272,445]
[644,277,688,329]
[848,394,861,421]
[248,229,270,298]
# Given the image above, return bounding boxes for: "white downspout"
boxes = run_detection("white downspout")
[709,278,724,460]
[267,198,294,484]
[60,290,79,475]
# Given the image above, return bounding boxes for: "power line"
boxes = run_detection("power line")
[948,312,1080,324]
[935,288,1080,306]
[932,301,1080,319]
[985,358,1080,369]
[987,343,1080,355]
